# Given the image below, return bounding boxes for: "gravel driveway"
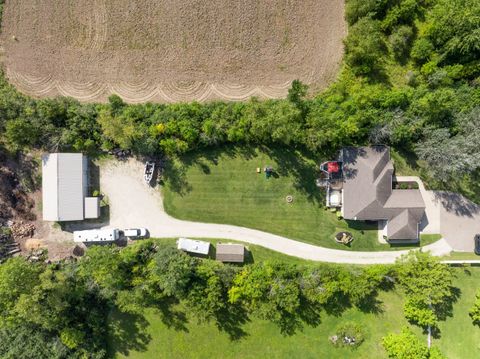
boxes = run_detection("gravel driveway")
[99,159,452,264]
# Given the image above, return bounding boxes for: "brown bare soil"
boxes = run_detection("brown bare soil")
[1,0,346,103]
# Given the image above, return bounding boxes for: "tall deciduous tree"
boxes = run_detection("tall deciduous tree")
[469,289,480,326]
[383,327,445,359]
[395,251,455,329]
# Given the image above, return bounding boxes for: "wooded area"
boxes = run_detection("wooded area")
[0,241,460,358]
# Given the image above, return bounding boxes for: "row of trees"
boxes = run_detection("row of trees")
[0,240,460,358]
[0,1,478,195]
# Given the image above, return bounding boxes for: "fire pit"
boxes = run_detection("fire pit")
[335,231,353,245]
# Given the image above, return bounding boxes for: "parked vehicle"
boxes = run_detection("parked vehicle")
[144,161,155,184]
[73,228,120,243]
[123,228,148,238]
[475,234,480,255]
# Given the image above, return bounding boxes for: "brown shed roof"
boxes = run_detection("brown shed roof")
[216,243,245,263]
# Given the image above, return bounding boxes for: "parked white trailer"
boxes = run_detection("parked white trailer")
[177,238,210,255]
[73,228,120,243]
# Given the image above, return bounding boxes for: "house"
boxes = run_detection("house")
[216,243,245,263]
[177,238,210,256]
[42,153,100,221]
[322,146,425,241]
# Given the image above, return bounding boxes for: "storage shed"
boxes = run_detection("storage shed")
[216,243,245,263]
[177,238,210,256]
[42,153,99,221]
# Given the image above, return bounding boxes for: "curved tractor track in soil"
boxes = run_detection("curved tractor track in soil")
[1,0,346,103]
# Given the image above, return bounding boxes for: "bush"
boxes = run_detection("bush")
[381,0,422,31]
[389,25,414,60]
[469,290,480,326]
[344,18,387,75]
[345,0,391,25]
[411,38,435,64]
[383,327,445,359]
[330,322,365,348]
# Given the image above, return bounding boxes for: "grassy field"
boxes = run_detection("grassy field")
[107,267,480,359]
[163,146,440,251]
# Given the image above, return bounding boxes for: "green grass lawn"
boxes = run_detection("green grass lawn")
[442,252,480,261]
[107,267,480,359]
[163,146,439,251]
[152,238,315,266]
[436,267,480,358]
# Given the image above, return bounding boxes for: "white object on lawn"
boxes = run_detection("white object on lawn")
[177,237,210,255]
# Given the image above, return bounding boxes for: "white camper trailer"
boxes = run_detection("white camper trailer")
[176,238,210,255]
[73,228,120,243]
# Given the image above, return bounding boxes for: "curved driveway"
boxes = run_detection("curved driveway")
[100,160,453,264]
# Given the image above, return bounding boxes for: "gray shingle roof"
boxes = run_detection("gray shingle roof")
[340,146,425,240]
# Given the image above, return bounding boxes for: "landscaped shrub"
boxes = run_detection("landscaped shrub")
[330,322,365,348]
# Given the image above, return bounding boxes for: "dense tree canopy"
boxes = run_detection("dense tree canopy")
[383,327,445,359]
[395,251,455,329]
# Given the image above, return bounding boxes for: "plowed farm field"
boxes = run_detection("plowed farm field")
[1,0,346,103]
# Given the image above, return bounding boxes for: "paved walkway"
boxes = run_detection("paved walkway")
[99,160,453,264]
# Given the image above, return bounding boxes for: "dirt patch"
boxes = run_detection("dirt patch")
[0,152,39,224]
[1,0,346,103]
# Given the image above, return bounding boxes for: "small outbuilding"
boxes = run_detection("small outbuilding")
[177,238,210,256]
[215,243,245,263]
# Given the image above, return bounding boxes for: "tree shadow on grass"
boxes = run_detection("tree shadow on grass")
[154,297,189,332]
[162,146,257,195]
[258,146,322,204]
[108,310,152,357]
[416,286,462,340]
[162,158,192,196]
[322,294,353,317]
[298,299,323,328]
[213,303,250,341]
[356,296,385,314]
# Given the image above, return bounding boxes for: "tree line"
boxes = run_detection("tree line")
[0,241,462,358]
[0,1,478,199]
